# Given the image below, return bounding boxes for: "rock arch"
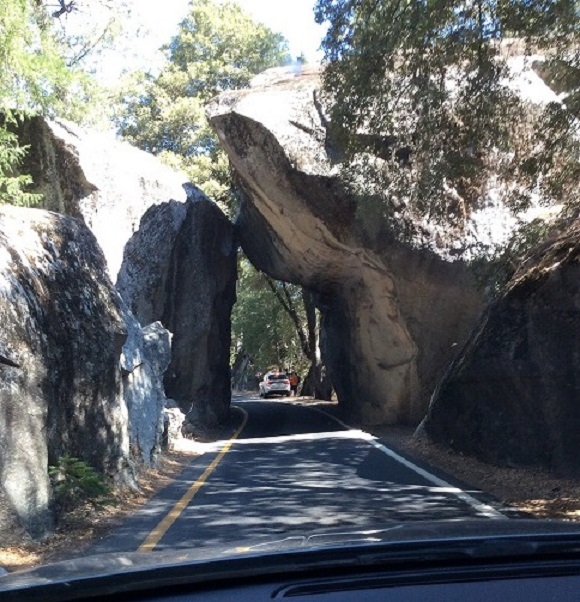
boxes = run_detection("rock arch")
[208,68,484,425]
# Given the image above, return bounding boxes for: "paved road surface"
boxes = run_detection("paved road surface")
[91,396,504,554]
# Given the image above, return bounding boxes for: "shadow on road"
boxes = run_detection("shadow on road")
[153,400,496,551]
[92,398,500,556]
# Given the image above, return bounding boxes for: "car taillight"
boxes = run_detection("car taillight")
[283,379,289,385]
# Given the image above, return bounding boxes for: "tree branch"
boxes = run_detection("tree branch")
[67,25,110,66]
[263,276,313,360]
[52,0,76,19]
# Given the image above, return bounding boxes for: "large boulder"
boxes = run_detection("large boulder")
[12,116,187,281]
[13,116,236,430]
[421,220,580,476]
[207,67,485,425]
[117,186,237,427]
[0,207,133,538]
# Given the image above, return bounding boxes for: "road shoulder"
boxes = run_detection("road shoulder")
[369,424,580,521]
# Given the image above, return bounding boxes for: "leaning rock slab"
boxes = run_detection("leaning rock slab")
[207,66,483,425]
[0,207,132,538]
[13,116,187,280]
[422,220,580,475]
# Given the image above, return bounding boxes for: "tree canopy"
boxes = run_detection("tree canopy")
[115,0,291,213]
[0,1,81,115]
[314,0,580,234]
[232,257,311,375]
[0,0,123,206]
[1,1,71,205]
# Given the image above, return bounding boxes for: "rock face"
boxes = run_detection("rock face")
[117,186,237,426]
[0,207,132,538]
[2,121,234,537]
[208,67,484,425]
[121,318,172,466]
[422,222,580,475]
[116,200,188,325]
[13,116,187,280]
[12,115,235,435]
[163,402,186,451]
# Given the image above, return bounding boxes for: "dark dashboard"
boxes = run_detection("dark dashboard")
[3,520,580,601]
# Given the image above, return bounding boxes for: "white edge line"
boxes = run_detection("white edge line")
[309,406,505,520]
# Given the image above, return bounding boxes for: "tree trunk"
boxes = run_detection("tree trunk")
[300,290,333,400]
[262,277,333,399]
[231,348,253,391]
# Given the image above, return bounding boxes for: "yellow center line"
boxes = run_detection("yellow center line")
[138,405,249,552]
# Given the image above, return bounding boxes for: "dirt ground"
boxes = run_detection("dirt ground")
[0,451,197,572]
[0,410,248,573]
[370,424,580,520]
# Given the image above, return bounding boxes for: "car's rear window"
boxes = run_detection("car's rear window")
[268,374,288,381]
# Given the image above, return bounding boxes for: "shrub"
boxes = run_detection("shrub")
[49,455,113,513]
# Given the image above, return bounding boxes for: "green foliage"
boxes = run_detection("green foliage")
[49,455,113,513]
[114,0,291,215]
[0,119,42,206]
[0,0,101,206]
[232,257,310,373]
[315,0,580,229]
[0,0,93,117]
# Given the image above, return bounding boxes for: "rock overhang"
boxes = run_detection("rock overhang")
[207,67,486,426]
[208,65,336,178]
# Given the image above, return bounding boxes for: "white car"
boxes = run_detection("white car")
[259,372,291,398]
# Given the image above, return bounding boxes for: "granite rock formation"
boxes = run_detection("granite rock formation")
[0,207,132,538]
[208,67,484,425]
[12,116,187,280]
[12,116,234,439]
[422,220,580,475]
[121,318,172,466]
[117,186,237,427]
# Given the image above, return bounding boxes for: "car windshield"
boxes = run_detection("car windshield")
[1,0,580,598]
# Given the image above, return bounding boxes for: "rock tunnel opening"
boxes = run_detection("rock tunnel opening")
[207,107,484,429]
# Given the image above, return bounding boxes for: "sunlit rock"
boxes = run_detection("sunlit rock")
[163,401,186,451]
[12,116,187,281]
[121,318,172,466]
[207,67,483,425]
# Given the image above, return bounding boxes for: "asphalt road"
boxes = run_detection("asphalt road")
[91,396,505,555]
